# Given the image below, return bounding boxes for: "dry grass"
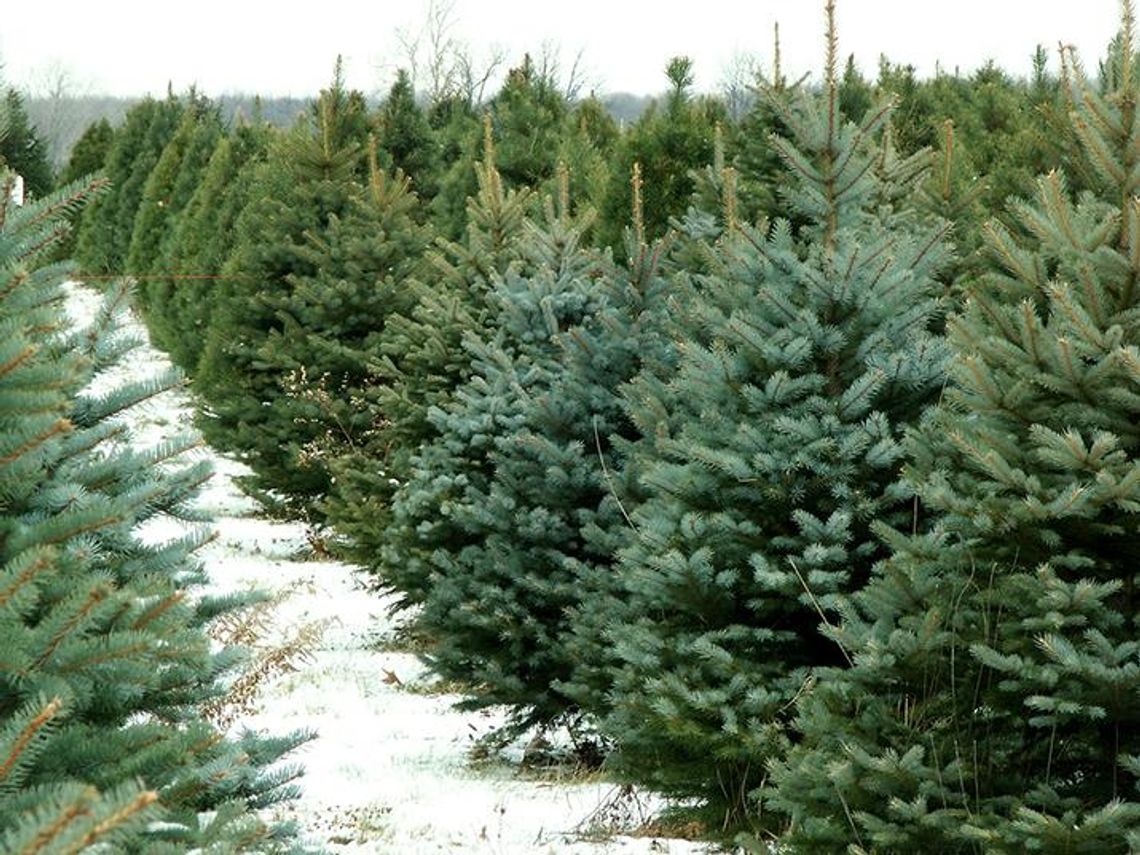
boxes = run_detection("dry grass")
[202,589,331,728]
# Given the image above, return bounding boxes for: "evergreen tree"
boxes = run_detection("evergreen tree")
[160,120,273,373]
[308,57,372,176]
[55,118,115,189]
[131,96,224,334]
[774,9,1140,851]
[591,12,951,835]
[325,134,532,571]
[0,88,54,198]
[74,94,185,277]
[732,75,795,228]
[878,56,1078,238]
[74,101,156,276]
[916,117,990,287]
[409,220,691,735]
[0,165,307,849]
[597,57,726,249]
[424,96,481,240]
[431,56,574,239]
[109,93,185,276]
[49,117,115,262]
[375,68,439,200]
[542,95,618,224]
[731,41,875,230]
[128,95,221,278]
[378,189,606,731]
[195,76,428,519]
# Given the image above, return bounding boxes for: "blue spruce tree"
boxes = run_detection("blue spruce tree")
[378,178,609,734]
[593,4,951,835]
[0,163,308,848]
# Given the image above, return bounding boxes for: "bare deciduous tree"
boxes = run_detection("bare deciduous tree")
[454,43,506,107]
[20,61,100,168]
[719,51,762,121]
[534,41,594,102]
[391,0,506,107]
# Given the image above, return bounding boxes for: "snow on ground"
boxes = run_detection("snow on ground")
[65,283,719,855]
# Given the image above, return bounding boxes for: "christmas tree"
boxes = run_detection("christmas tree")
[436,223,684,735]
[0,162,307,849]
[773,7,1140,851]
[55,119,116,190]
[160,119,273,373]
[0,88,54,199]
[430,56,574,240]
[50,117,115,263]
[594,6,951,834]
[596,57,726,249]
[74,93,185,277]
[130,95,224,343]
[194,70,428,519]
[375,68,440,201]
[378,182,604,720]
[379,166,691,736]
[325,124,532,571]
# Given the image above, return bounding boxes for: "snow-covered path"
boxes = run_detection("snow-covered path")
[69,284,713,854]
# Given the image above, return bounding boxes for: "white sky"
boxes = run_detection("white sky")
[0,1,1126,99]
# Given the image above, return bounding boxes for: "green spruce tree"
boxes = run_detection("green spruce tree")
[55,118,115,189]
[597,57,726,249]
[195,75,428,519]
[0,88,54,198]
[773,8,1140,852]
[50,117,115,262]
[160,120,273,373]
[74,94,185,277]
[375,68,439,200]
[431,56,574,239]
[130,96,223,333]
[424,95,481,239]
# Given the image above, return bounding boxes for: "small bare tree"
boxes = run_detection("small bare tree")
[392,0,506,108]
[21,61,97,168]
[719,50,762,121]
[454,43,507,107]
[534,41,594,102]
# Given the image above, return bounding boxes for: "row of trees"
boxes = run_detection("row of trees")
[34,1,1140,850]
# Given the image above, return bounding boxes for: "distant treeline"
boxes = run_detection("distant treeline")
[23,91,657,169]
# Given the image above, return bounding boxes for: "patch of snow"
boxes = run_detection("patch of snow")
[65,283,719,854]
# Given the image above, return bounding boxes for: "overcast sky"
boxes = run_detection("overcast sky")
[0,2,1126,100]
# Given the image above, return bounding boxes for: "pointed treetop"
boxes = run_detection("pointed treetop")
[722,165,739,233]
[940,119,955,202]
[366,133,414,214]
[557,160,571,222]
[631,161,646,249]
[482,111,496,168]
[1122,0,1135,93]
[665,56,695,104]
[773,21,785,90]
[825,0,839,142]
[1057,1,1140,248]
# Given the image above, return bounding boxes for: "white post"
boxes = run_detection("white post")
[8,174,25,207]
